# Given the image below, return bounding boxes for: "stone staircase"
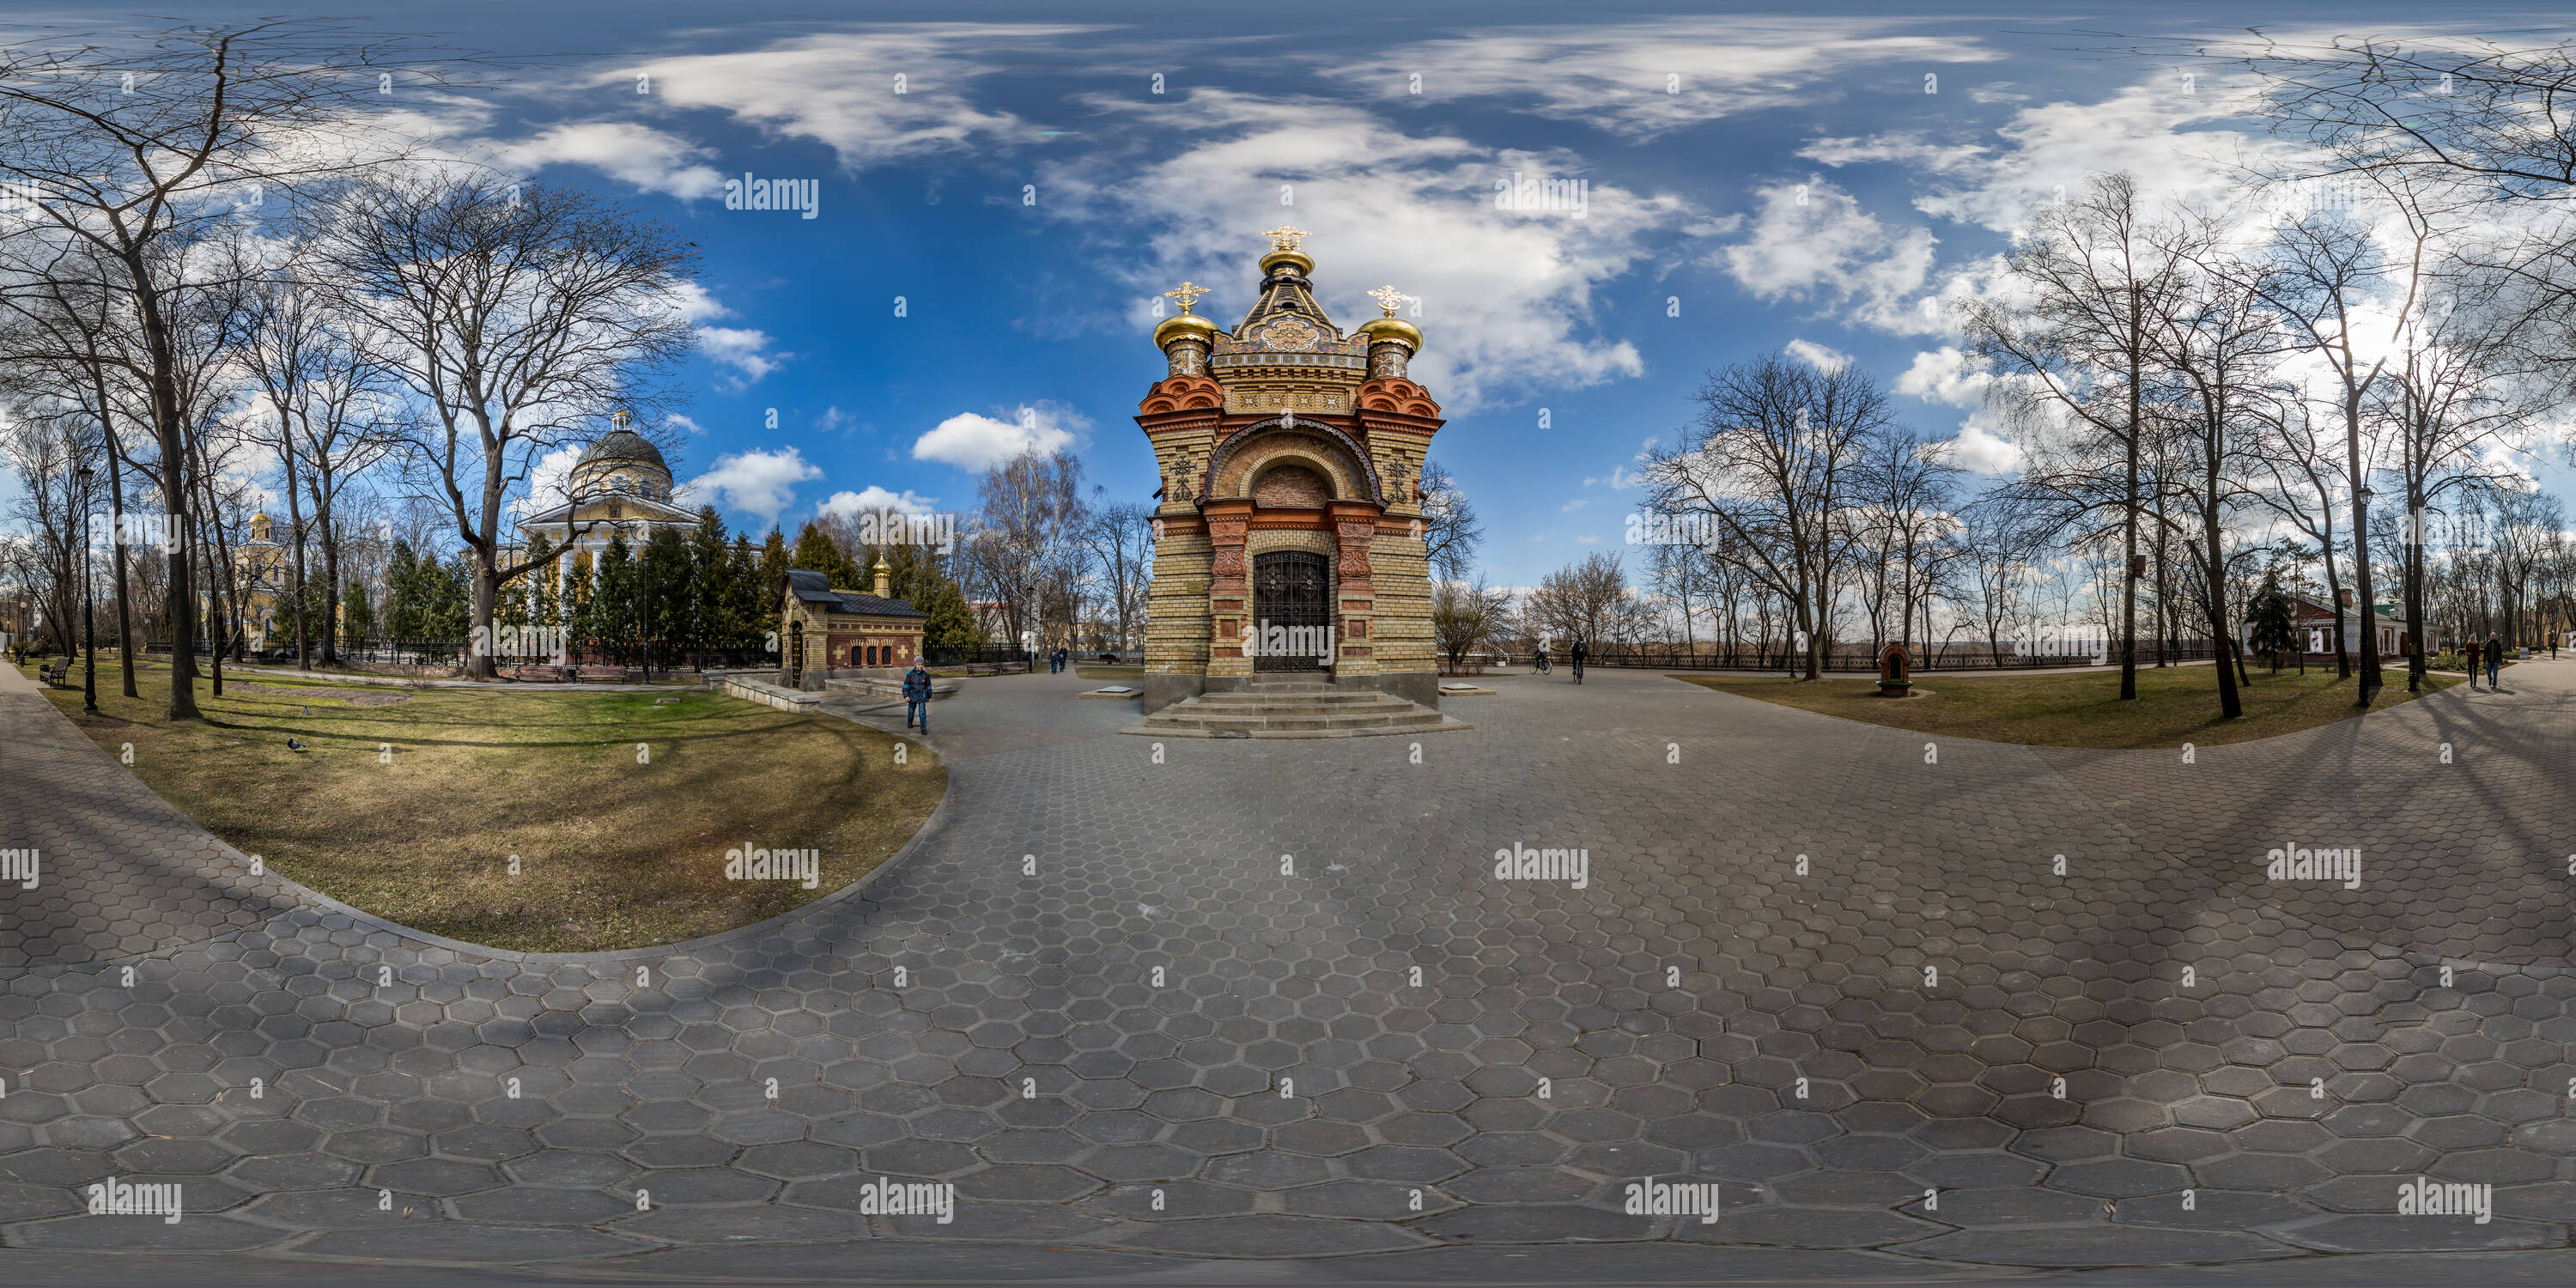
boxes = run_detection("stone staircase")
[1121,678,1472,738]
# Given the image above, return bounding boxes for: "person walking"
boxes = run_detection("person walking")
[2484,633,2503,689]
[903,661,933,732]
[1569,638,1588,683]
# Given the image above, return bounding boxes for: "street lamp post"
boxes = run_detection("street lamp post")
[76,461,97,714]
[639,537,652,684]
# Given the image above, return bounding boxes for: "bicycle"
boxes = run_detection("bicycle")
[1533,651,1551,675]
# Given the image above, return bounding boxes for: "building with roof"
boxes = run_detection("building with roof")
[778,562,928,690]
[2244,590,2412,661]
[518,411,700,604]
[1133,228,1444,714]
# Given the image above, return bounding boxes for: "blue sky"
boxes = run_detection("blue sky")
[27,3,2576,586]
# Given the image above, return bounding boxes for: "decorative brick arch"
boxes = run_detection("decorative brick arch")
[1201,417,1383,506]
[1139,374,1224,414]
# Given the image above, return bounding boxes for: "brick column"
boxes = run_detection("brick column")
[1205,501,1254,680]
[1332,501,1378,677]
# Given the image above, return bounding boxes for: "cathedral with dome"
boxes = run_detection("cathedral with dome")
[518,410,701,598]
[1133,228,1447,715]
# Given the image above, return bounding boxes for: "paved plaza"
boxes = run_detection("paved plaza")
[3,658,2575,1284]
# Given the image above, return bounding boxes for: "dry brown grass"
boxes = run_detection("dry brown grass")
[1673,663,2461,750]
[33,659,944,952]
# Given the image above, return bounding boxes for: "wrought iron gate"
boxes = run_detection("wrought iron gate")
[1251,550,1331,672]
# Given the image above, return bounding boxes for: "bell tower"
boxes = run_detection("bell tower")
[1133,228,1446,714]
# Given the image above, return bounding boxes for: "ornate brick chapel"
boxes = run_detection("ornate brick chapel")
[1134,228,1446,714]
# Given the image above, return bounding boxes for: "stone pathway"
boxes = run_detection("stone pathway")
[3,656,2573,1283]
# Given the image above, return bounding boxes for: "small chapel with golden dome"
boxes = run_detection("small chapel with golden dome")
[1133,228,1446,714]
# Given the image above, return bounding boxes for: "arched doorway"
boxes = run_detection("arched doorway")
[1251,550,1331,672]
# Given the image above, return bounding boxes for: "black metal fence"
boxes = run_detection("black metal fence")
[923,643,1035,670]
[1550,640,2222,672]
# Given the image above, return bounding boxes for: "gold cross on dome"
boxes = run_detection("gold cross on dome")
[1262,224,1308,252]
[1366,284,1407,315]
[1162,281,1208,314]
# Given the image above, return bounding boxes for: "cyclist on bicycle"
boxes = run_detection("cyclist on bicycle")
[1570,638,1587,683]
[1534,642,1550,673]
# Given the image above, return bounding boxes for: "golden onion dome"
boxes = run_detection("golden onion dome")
[1357,314,1423,349]
[1154,312,1219,348]
[1259,248,1315,277]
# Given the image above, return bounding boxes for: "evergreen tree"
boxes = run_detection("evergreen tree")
[592,535,641,661]
[564,552,597,655]
[525,532,560,631]
[341,576,375,647]
[728,536,767,653]
[643,526,692,658]
[423,556,471,640]
[756,529,788,633]
[791,519,853,586]
[2248,566,2297,674]
[689,507,733,656]
[384,538,424,639]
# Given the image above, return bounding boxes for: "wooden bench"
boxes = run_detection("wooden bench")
[36,660,66,685]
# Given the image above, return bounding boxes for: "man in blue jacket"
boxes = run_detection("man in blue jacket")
[902,662,933,732]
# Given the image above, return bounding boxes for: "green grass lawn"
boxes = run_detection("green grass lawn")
[1673,663,2462,750]
[27,659,944,952]
[1076,665,1145,680]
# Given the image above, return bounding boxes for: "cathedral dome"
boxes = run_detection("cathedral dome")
[576,429,668,474]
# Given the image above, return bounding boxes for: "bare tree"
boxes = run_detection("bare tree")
[961,449,1087,653]
[1965,172,2189,700]
[1081,494,1154,655]
[1418,459,1482,583]
[0,19,449,715]
[1520,550,1641,651]
[1431,575,1513,669]
[1645,350,1891,680]
[321,174,697,679]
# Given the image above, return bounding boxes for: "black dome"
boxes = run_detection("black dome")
[575,429,668,472]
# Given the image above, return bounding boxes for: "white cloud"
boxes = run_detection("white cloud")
[1050,91,1671,410]
[1716,177,1937,331]
[603,27,1072,169]
[696,326,785,386]
[514,445,583,519]
[1894,346,1993,408]
[820,486,939,518]
[1561,498,1589,513]
[1784,338,1853,373]
[912,404,1082,471]
[1331,20,2000,139]
[683,447,823,524]
[1941,422,2022,474]
[667,413,705,434]
[494,121,726,199]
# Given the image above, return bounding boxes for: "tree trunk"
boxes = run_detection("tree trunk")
[2346,387,2379,707]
